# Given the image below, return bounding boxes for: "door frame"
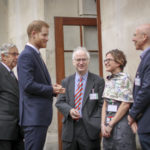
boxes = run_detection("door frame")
[54,16,102,83]
[54,16,102,150]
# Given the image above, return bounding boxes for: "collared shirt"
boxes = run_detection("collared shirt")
[1,62,11,72]
[26,43,40,54]
[140,47,150,59]
[1,62,17,80]
[74,72,88,117]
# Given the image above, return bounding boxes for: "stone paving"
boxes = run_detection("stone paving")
[44,132,58,150]
[44,132,142,150]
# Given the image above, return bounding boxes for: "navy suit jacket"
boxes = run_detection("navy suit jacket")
[17,45,53,126]
[129,48,150,133]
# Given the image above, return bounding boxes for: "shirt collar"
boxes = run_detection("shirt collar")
[75,72,88,82]
[26,43,40,54]
[107,72,123,80]
[1,62,11,72]
[140,47,150,59]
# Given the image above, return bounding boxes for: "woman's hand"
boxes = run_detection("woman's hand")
[101,124,111,138]
[105,124,113,134]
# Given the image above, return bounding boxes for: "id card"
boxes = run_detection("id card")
[89,93,98,100]
[107,104,117,112]
[135,76,141,86]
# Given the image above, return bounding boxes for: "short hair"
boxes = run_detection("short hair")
[27,20,49,38]
[72,46,90,60]
[106,49,127,71]
[0,43,16,60]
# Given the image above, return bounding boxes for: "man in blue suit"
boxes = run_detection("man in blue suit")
[128,24,150,150]
[17,20,65,150]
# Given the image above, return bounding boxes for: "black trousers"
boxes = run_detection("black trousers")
[63,119,100,150]
[0,139,24,150]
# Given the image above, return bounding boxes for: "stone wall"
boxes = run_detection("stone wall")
[0,0,8,45]
[100,0,150,79]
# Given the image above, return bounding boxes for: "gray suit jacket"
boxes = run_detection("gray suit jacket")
[56,72,104,142]
[0,62,20,140]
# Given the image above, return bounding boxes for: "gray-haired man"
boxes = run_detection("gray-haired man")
[56,46,104,150]
[0,43,24,150]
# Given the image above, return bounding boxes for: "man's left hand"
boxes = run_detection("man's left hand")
[128,115,135,126]
[53,84,65,94]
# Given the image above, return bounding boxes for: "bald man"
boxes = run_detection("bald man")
[128,24,150,150]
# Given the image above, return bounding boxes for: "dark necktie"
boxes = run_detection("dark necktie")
[10,70,17,80]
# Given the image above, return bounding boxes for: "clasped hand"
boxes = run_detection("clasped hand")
[70,108,80,120]
[53,84,65,94]
[101,124,112,138]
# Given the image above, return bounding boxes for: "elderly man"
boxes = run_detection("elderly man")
[56,46,104,150]
[0,43,24,150]
[128,24,150,150]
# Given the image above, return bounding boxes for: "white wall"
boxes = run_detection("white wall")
[8,0,45,52]
[101,0,150,80]
[0,0,8,45]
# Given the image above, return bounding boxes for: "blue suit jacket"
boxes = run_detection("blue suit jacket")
[17,45,53,126]
[129,48,150,133]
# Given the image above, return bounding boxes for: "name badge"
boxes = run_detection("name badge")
[135,76,141,86]
[89,93,98,100]
[107,104,117,112]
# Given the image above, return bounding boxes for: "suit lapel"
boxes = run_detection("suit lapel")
[133,48,150,94]
[136,60,143,74]
[30,47,51,84]
[5,73,19,93]
[137,48,150,73]
[68,74,75,107]
[82,72,94,107]
[0,63,19,95]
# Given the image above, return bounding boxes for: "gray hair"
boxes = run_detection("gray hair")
[0,43,16,60]
[72,46,90,60]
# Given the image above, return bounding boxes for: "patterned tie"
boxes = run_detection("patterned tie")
[10,70,18,83]
[74,77,83,111]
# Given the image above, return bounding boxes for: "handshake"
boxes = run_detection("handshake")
[53,84,65,94]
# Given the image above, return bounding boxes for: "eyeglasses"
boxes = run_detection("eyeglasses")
[75,58,88,62]
[104,58,115,63]
[8,52,19,56]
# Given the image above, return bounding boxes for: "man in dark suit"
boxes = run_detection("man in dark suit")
[0,43,24,150]
[56,46,104,150]
[128,24,150,150]
[17,20,65,150]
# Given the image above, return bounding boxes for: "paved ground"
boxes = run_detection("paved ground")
[44,132,58,150]
[44,132,141,150]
